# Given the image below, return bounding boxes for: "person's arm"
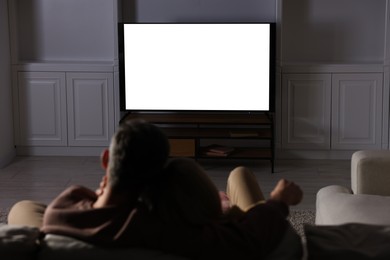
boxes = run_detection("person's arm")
[251,178,303,218]
[269,179,303,206]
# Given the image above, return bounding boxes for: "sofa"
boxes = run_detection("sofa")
[306,150,390,259]
[2,218,389,260]
[316,150,390,225]
[0,223,304,260]
[0,224,187,260]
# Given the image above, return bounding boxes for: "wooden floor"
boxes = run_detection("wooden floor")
[0,156,351,212]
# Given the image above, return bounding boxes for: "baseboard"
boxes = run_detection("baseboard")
[15,146,358,160]
[276,149,356,160]
[16,146,105,156]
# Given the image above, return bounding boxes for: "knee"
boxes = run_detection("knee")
[9,200,32,213]
[10,200,43,211]
[8,200,46,225]
[229,166,253,179]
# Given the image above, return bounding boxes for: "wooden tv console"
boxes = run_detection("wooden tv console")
[124,113,274,172]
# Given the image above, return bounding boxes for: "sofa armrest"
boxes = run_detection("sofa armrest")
[316,185,390,226]
[315,185,352,225]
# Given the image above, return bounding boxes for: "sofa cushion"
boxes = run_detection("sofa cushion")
[305,223,390,260]
[39,234,188,260]
[0,224,40,260]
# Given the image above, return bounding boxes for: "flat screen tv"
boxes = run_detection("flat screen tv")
[118,22,275,113]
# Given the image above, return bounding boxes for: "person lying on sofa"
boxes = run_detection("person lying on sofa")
[8,119,303,259]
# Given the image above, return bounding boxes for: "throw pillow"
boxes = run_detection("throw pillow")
[305,223,390,260]
[0,224,40,260]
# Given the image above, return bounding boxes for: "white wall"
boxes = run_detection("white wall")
[122,0,276,22]
[280,0,386,63]
[14,0,117,62]
[0,0,15,167]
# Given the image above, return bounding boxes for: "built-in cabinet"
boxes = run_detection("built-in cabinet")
[8,0,120,155]
[331,73,383,150]
[281,73,331,150]
[15,71,115,147]
[277,0,390,158]
[282,72,383,151]
[17,72,67,147]
[66,73,115,147]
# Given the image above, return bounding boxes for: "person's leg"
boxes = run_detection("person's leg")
[7,200,46,228]
[226,166,265,211]
[227,167,304,259]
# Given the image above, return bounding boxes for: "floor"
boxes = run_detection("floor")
[0,156,351,213]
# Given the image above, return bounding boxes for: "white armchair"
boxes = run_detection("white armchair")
[351,150,390,196]
[315,150,390,225]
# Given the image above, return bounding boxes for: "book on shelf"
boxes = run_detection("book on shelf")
[205,151,230,157]
[205,144,235,156]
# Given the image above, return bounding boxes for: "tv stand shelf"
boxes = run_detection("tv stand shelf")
[124,113,275,172]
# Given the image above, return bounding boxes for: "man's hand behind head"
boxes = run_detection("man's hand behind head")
[270,179,303,206]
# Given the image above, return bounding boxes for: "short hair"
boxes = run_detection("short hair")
[108,119,170,192]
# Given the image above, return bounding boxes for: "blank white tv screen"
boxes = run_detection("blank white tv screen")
[122,23,273,112]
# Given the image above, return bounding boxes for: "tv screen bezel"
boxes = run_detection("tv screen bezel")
[118,22,276,114]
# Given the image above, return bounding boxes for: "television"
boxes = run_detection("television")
[118,23,275,113]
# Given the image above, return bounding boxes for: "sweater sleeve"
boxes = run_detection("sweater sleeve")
[41,186,113,241]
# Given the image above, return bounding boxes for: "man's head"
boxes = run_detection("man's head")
[106,119,170,193]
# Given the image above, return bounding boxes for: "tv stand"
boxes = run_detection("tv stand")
[124,113,275,173]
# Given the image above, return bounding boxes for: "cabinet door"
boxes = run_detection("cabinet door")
[67,73,115,146]
[17,72,67,146]
[281,74,331,149]
[332,73,383,150]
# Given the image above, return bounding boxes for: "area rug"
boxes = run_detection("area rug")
[288,209,316,237]
[0,209,8,224]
